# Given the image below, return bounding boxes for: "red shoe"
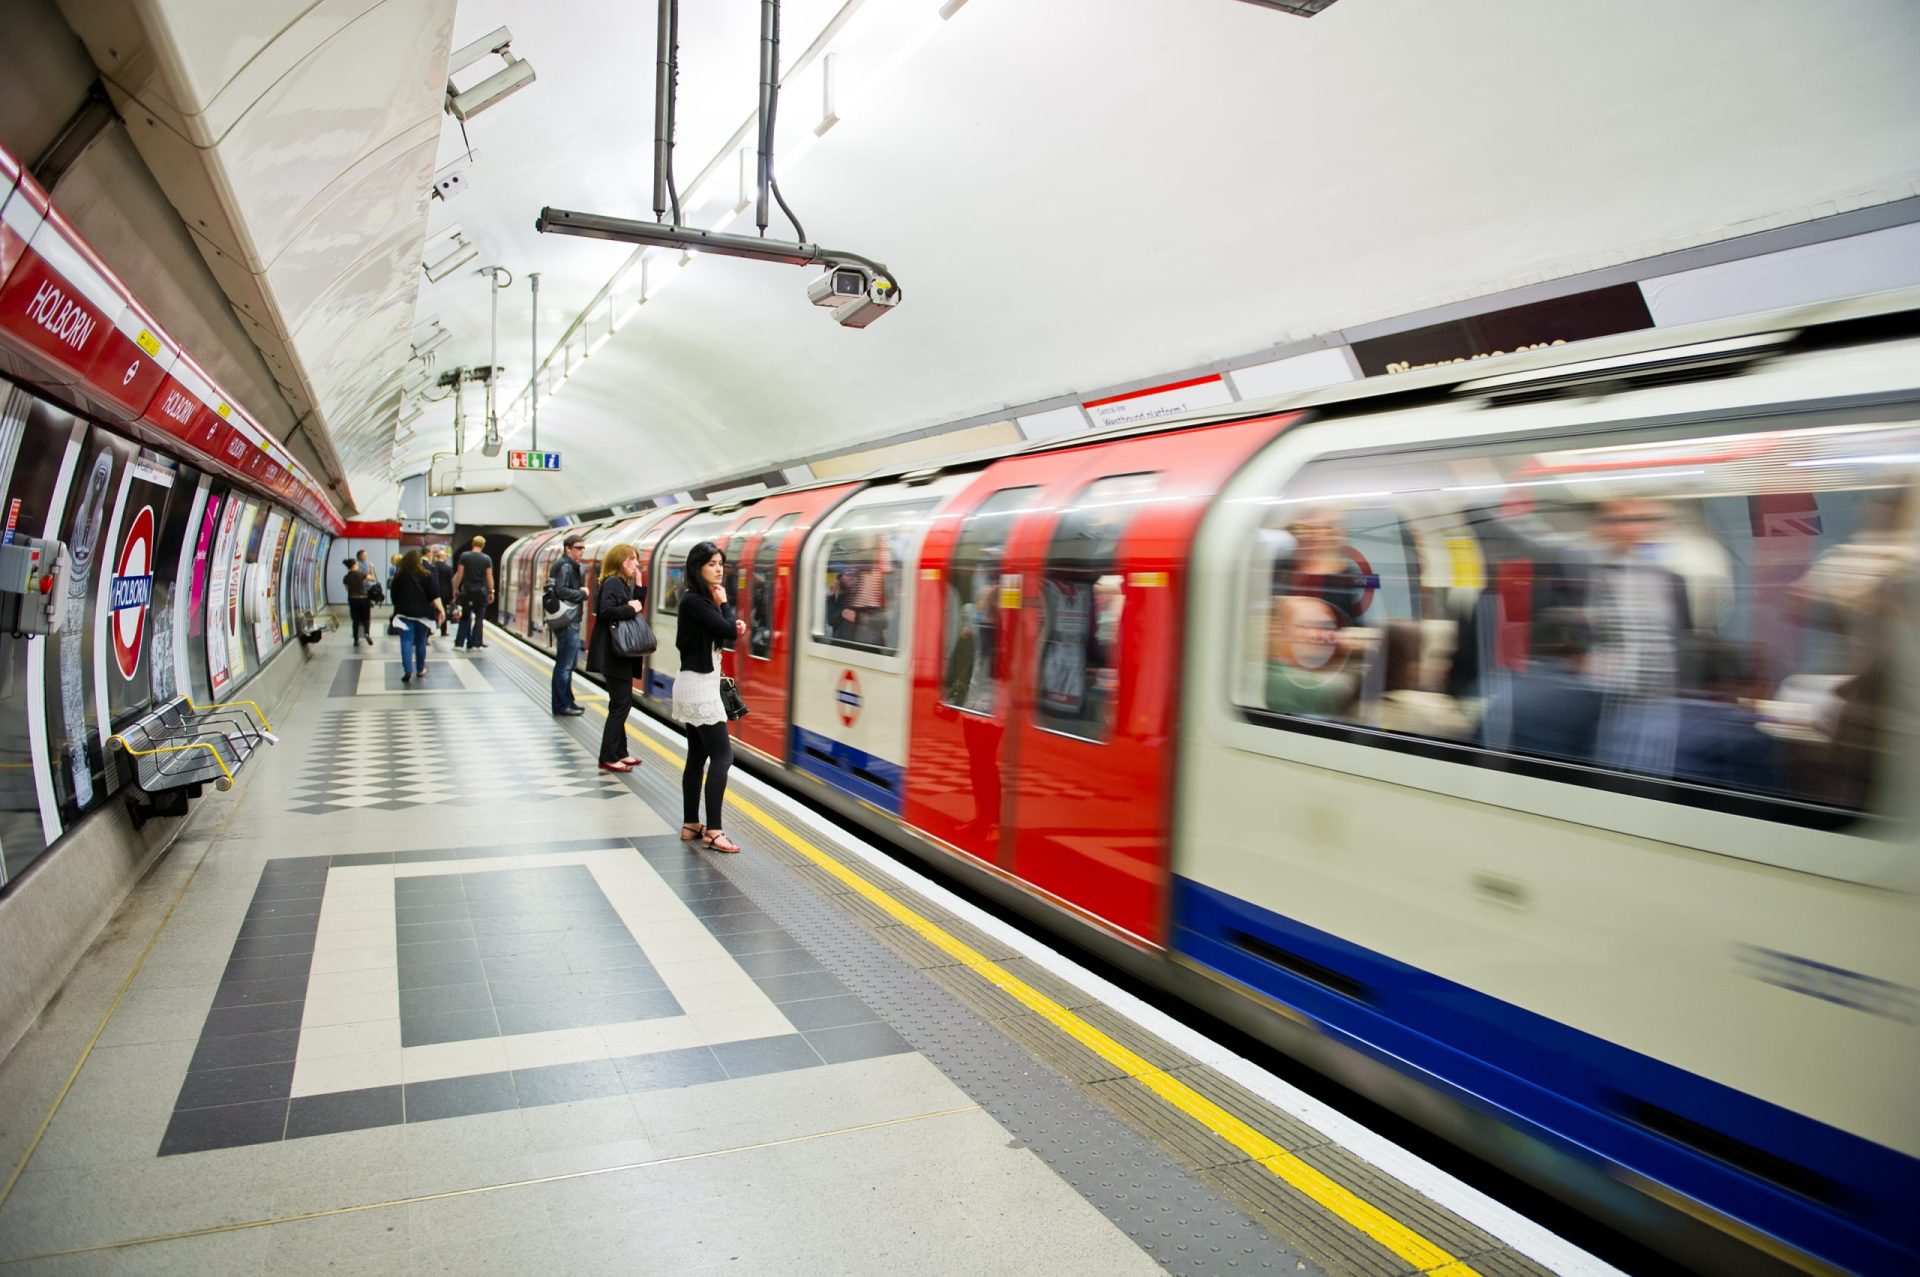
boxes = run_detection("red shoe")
[619,756,643,767]
[598,760,634,773]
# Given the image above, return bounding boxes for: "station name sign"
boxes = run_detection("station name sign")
[507,450,561,471]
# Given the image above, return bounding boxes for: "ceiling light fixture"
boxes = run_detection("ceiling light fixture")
[424,234,479,283]
[446,27,538,122]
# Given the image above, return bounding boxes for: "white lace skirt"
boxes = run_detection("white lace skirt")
[672,661,727,727]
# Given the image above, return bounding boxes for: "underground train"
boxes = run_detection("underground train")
[502,293,1920,1276]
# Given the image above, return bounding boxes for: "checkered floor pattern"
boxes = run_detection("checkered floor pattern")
[286,705,629,814]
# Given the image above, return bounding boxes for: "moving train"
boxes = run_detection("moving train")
[502,293,1920,1276]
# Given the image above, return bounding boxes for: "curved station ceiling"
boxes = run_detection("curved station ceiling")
[50,0,1920,516]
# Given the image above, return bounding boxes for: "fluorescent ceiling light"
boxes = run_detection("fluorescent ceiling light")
[424,236,479,283]
[448,54,537,122]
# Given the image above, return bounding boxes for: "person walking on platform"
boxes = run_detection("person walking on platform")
[675,541,747,853]
[431,546,455,638]
[548,533,589,716]
[342,557,372,646]
[452,535,494,650]
[587,543,646,772]
[389,550,443,684]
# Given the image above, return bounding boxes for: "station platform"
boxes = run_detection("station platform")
[0,621,1614,1276]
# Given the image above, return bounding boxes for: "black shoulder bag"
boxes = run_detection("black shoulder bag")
[611,613,658,658]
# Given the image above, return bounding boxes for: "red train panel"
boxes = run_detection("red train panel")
[727,483,861,763]
[905,417,1294,945]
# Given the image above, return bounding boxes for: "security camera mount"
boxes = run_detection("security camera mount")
[534,0,900,326]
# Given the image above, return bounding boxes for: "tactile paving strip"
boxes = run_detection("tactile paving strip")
[491,644,1560,1277]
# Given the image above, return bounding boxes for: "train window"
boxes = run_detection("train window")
[1035,473,1158,743]
[749,513,800,659]
[815,499,938,655]
[656,513,734,615]
[943,487,1041,715]
[1234,413,1920,828]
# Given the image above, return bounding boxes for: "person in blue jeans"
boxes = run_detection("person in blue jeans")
[548,532,589,715]
[388,550,444,684]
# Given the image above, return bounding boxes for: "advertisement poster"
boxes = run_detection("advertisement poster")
[204,496,240,694]
[252,511,285,657]
[227,499,259,684]
[51,441,120,817]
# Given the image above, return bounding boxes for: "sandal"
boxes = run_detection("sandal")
[701,829,741,854]
[679,822,705,841]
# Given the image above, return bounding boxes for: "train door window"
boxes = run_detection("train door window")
[1232,413,1920,830]
[815,500,938,655]
[657,513,734,615]
[943,487,1040,714]
[1034,473,1159,743]
[749,513,800,659]
[727,517,765,625]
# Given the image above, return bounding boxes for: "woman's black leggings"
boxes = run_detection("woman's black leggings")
[682,721,733,828]
[600,673,634,764]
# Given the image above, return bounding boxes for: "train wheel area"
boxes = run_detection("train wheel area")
[0,613,1625,1274]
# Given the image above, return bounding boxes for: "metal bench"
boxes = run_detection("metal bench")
[109,695,277,827]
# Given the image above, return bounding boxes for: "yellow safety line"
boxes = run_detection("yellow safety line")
[494,634,1485,1275]
[107,737,234,787]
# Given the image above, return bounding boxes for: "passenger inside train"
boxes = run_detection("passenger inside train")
[1250,417,1919,822]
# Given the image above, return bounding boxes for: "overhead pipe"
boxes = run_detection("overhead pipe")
[755,0,774,235]
[529,271,540,451]
[480,266,510,455]
[652,0,672,222]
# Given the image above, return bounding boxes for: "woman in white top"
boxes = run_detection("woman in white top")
[674,541,747,852]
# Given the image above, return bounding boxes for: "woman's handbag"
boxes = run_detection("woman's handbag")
[719,676,749,720]
[610,613,658,658]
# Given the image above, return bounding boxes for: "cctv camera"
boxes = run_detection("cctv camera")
[808,265,870,308]
[832,277,901,328]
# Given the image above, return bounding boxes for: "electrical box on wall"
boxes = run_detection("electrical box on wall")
[0,536,72,635]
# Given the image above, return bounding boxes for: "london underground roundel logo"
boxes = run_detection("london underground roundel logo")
[836,668,862,727]
[111,505,155,680]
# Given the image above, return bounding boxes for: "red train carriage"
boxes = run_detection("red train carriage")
[902,418,1294,945]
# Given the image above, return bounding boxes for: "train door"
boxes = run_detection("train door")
[728,483,862,763]
[790,477,966,814]
[645,509,751,705]
[518,528,566,636]
[1002,423,1293,944]
[904,453,1086,866]
[718,515,768,680]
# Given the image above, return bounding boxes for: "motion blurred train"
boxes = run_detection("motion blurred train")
[502,292,1920,1276]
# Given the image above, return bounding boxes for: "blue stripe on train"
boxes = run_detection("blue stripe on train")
[1171,876,1919,1275]
[791,725,905,816]
[645,666,672,701]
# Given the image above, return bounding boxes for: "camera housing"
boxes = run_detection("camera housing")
[831,277,901,328]
[807,265,870,307]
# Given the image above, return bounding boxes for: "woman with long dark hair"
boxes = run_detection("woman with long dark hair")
[674,541,747,852]
[586,543,646,772]
[389,550,443,683]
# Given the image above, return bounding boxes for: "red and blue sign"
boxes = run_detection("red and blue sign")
[836,668,862,727]
[111,504,154,680]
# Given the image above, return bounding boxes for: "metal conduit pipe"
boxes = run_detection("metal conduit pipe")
[756,0,775,235]
[652,0,673,223]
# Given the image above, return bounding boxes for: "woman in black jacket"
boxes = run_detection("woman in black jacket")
[389,550,444,683]
[587,543,646,772]
[673,541,747,852]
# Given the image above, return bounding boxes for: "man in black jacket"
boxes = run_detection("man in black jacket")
[548,533,589,715]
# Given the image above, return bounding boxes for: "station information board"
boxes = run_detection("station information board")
[507,450,561,471]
